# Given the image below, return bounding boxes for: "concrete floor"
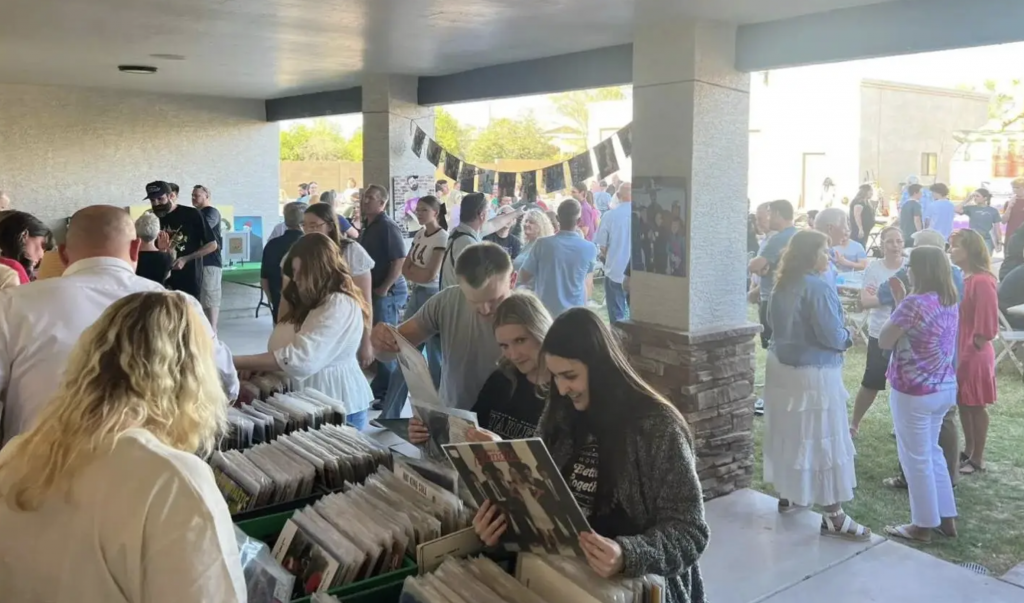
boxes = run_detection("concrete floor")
[218,317,1024,603]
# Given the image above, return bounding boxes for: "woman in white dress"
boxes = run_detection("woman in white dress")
[234,233,374,429]
[762,230,870,541]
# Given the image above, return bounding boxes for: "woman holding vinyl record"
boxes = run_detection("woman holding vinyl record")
[473,307,708,603]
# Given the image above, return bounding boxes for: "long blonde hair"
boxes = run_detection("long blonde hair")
[0,292,227,511]
[493,292,553,393]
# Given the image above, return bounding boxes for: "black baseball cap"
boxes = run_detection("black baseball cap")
[144,181,172,200]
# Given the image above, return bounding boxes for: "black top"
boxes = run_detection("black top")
[899,199,922,247]
[1000,228,1024,282]
[199,206,223,268]
[850,199,875,243]
[564,423,636,539]
[261,229,303,322]
[159,204,215,299]
[358,213,408,292]
[472,369,546,440]
[483,231,523,260]
[135,250,172,286]
[999,265,1024,329]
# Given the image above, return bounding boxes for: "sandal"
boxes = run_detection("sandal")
[960,459,987,475]
[882,475,908,489]
[821,511,871,542]
[884,524,931,543]
[778,499,809,514]
[959,451,970,465]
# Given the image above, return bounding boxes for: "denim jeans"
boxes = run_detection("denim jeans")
[604,278,630,324]
[346,410,369,431]
[370,287,408,399]
[380,285,443,419]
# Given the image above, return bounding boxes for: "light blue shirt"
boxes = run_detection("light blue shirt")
[769,274,851,368]
[522,231,597,317]
[925,199,956,240]
[833,240,867,273]
[594,202,632,284]
[594,191,613,213]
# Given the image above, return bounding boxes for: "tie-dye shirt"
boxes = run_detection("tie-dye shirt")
[886,292,959,395]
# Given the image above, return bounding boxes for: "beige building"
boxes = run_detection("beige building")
[749,67,990,210]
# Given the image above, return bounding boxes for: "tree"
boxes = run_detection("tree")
[434,107,473,158]
[550,87,627,151]
[466,114,561,163]
[279,118,361,161]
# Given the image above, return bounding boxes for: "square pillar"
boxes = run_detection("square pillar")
[362,75,436,212]
[623,15,759,499]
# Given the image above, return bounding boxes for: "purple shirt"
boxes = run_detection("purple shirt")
[886,292,958,395]
[578,201,599,242]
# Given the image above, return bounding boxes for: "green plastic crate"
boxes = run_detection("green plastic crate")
[235,511,416,603]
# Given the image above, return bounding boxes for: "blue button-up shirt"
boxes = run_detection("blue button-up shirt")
[522,231,597,317]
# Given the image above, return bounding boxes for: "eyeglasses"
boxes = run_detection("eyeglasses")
[303,220,329,230]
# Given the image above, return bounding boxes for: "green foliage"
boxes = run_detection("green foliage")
[279,119,362,161]
[434,107,473,158]
[466,114,561,163]
[550,87,627,151]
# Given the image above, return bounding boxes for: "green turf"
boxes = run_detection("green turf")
[749,307,1024,575]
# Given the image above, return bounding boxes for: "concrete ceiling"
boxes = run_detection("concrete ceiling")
[0,0,898,99]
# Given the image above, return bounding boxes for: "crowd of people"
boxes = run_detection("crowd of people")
[748,174,1019,543]
[0,177,713,603]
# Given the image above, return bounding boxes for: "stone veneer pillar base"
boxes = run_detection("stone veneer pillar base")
[615,320,761,500]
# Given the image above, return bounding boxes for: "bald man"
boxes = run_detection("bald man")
[0,205,239,445]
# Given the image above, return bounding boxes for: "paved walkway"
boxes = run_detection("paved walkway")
[219,317,1024,603]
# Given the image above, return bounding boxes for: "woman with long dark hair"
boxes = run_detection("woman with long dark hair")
[473,308,708,603]
[233,234,374,428]
[762,230,868,540]
[0,211,52,284]
[879,245,960,541]
[849,183,875,246]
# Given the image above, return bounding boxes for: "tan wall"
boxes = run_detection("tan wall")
[280,158,565,199]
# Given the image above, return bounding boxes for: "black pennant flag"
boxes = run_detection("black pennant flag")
[412,127,427,157]
[458,162,477,193]
[521,171,538,202]
[617,123,633,158]
[478,170,496,196]
[498,172,517,198]
[594,137,619,179]
[443,152,460,180]
[568,151,595,184]
[543,163,566,193]
[426,139,443,167]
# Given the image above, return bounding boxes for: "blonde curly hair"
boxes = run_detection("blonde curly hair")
[0,291,227,511]
[522,208,554,242]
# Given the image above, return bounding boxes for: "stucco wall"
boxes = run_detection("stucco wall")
[859,81,989,199]
[0,83,280,233]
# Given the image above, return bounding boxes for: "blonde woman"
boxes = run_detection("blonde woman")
[409,291,553,443]
[762,230,868,540]
[0,292,244,602]
[514,209,555,290]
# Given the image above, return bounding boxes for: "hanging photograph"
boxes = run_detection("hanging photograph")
[479,170,496,197]
[631,176,689,278]
[393,174,435,236]
[498,172,517,198]
[426,140,443,167]
[520,171,538,202]
[593,138,619,179]
[412,127,427,157]
[542,164,566,194]
[567,151,594,185]
[443,152,461,180]
[458,163,477,192]
[617,122,633,158]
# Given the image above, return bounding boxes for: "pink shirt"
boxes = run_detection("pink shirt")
[0,258,30,284]
[578,201,599,242]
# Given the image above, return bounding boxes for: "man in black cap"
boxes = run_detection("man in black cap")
[146,181,217,301]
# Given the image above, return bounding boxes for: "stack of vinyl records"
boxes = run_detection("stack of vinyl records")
[239,374,290,403]
[268,465,470,599]
[210,422,392,514]
[223,389,351,451]
[400,555,666,603]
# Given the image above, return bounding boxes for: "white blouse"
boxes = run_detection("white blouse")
[343,241,374,276]
[269,293,373,415]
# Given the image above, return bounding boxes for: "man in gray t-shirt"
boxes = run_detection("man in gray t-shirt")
[372,242,514,410]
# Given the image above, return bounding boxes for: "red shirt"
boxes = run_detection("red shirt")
[1005,198,1024,238]
[0,257,30,284]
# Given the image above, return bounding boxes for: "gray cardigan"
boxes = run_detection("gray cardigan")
[539,401,709,603]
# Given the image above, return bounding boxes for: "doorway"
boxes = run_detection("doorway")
[800,153,828,210]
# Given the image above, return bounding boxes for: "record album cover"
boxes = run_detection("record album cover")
[442,439,590,556]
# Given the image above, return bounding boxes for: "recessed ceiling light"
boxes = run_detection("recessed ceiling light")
[149,53,186,61]
[117,65,158,75]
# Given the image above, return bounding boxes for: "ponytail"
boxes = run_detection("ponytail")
[438,204,449,231]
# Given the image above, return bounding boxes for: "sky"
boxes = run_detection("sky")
[281,41,1024,135]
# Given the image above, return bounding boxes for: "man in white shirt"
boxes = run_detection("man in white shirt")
[594,182,632,323]
[0,205,239,444]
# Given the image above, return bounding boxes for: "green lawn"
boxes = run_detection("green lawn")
[749,307,1024,574]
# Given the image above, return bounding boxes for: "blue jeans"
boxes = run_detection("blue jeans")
[381,285,443,419]
[370,287,408,399]
[346,410,369,431]
[604,278,630,324]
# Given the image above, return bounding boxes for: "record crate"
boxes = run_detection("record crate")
[236,510,417,603]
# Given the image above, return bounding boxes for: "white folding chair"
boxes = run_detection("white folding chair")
[996,308,1024,376]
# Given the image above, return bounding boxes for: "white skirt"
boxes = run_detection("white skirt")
[762,352,857,507]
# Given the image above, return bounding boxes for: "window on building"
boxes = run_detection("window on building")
[921,153,938,177]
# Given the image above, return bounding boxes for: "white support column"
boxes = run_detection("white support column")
[361,75,436,194]
[630,18,751,332]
